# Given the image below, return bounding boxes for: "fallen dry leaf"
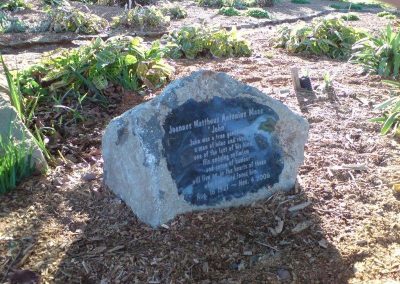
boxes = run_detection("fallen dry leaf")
[292,220,313,234]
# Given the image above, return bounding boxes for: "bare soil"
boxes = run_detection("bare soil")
[0,1,399,283]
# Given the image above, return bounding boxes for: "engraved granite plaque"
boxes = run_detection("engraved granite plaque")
[103,71,308,227]
[163,97,284,206]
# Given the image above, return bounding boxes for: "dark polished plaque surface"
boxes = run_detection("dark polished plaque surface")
[162,97,284,206]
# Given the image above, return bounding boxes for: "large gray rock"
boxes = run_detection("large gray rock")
[102,71,309,227]
[0,78,47,172]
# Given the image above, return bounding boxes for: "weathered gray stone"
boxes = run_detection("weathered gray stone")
[0,78,47,172]
[102,70,309,227]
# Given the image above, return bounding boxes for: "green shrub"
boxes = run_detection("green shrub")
[76,0,151,6]
[351,25,400,77]
[161,5,188,19]
[197,0,263,9]
[291,0,310,4]
[377,11,396,19]
[245,7,269,18]
[112,6,170,31]
[384,14,396,20]
[0,0,28,11]
[0,133,35,194]
[43,0,66,5]
[163,25,252,59]
[370,80,400,135]
[49,7,108,34]
[197,0,224,7]
[17,37,173,128]
[0,11,27,33]
[274,17,367,59]
[219,7,241,16]
[341,13,360,21]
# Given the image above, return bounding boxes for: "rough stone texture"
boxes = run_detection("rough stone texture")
[102,71,309,227]
[0,77,47,172]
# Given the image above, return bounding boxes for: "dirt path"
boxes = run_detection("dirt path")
[0,2,399,284]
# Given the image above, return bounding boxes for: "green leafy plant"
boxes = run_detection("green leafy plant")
[291,0,310,4]
[43,0,66,5]
[341,13,360,21]
[218,7,241,16]
[0,131,35,194]
[370,80,400,135]
[351,25,400,77]
[1,55,38,127]
[0,0,28,11]
[162,4,188,19]
[0,11,27,33]
[49,7,108,34]
[245,7,269,18]
[377,11,396,19]
[323,71,333,90]
[0,57,37,194]
[274,17,367,59]
[163,25,252,59]
[197,0,263,9]
[112,6,170,31]
[17,37,173,127]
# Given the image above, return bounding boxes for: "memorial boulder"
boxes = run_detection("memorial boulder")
[102,71,309,227]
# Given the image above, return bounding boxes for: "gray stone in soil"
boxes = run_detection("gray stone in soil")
[0,79,47,172]
[102,70,309,227]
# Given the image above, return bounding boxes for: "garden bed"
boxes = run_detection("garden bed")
[0,0,399,283]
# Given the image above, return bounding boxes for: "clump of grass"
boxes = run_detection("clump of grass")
[245,7,270,18]
[370,80,400,135]
[291,0,310,4]
[274,17,367,59]
[1,55,52,162]
[351,25,400,78]
[0,56,36,194]
[0,133,35,194]
[49,7,108,34]
[341,13,360,21]
[163,25,252,59]
[218,6,241,16]
[112,6,170,31]
[161,4,188,19]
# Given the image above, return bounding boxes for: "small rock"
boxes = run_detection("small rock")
[356,240,368,246]
[82,172,97,181]
[243,250,253,256]
[237,260,246,271]
[277,268,291,281]
[318,239,328,249]
[202,262,209,273]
